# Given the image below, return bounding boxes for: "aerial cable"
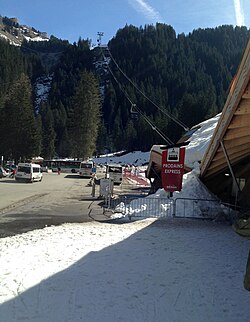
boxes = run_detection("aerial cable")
[101,48,173,144]
[107,46,188,131]
[101,49,173,145]
[106,46,189,131]
[132,103,173,145]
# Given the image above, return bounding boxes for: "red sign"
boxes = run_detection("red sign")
[161,147,185,192]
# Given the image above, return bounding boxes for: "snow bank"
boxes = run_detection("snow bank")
[113,167,226,220]
[185,114,221,168]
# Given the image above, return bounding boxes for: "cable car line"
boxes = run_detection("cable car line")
[105,46,189,132]
[101,49,173,145]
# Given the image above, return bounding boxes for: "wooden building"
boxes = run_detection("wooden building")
[200,37,250,207]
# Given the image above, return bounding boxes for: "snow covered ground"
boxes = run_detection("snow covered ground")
[93,150,150,166]
[0,218,249,322]
[0,113,249,321]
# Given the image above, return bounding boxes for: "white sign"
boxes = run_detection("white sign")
[167,148,180,162]
[99,178,114,197]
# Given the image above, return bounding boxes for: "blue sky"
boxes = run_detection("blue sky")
[1,0,250,45]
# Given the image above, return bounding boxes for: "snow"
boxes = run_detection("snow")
[184,113,221,168]
[23,35,49,42]
[0,220,249,322]
[0,33,21,46]
[92,113,221,169]
[34,75,52,111]
[0,34,9,41]
[93,150,150,166]
[94,114,224,219]
[114,167,223,220]
[1,113,249,321]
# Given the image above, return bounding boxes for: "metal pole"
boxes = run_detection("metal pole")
[91,182,95,197]
[220,140,240,206]
[173,199,176,217]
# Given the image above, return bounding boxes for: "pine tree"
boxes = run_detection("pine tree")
[3,74,39,161]
[34,114,43,157]
[69,71,101,159]
[40,104,56,159]
[124,120,137,150]
[96,121,109,154]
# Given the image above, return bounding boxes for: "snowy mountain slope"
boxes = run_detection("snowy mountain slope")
[0,16,49,46]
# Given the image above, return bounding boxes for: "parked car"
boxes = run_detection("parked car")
[0,167,7,178]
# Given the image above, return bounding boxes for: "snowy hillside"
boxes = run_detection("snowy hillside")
[34,75,53,112]
[93,150,150,166]
[0,16,49,46]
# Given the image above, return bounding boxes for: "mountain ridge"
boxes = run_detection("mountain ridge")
[0,16,49,46]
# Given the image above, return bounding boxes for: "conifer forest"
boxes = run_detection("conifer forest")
[0,22,249,161]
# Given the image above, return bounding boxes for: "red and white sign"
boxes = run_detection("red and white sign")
[161,147,185,192]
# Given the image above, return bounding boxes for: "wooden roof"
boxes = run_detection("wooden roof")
[200,37,250,180]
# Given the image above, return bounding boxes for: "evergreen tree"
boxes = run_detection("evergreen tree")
[124,119,137,150]
[1,21,249,154]
[96,121,110,155]
[35,114,43,157]
[40,104,56,159]
[2,74,40,161]
[105,24,249,150]
[69,71,101,159]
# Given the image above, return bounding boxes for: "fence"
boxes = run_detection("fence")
[103,195,243,221]
[173,197,238,221]
[104,195,174,219]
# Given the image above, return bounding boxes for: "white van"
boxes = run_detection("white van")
[15,163,43,183]
[105,164,123,185]
[79,161,94,178]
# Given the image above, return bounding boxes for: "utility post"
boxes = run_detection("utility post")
[97,32,104,47]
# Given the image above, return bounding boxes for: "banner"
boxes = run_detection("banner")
[161,147,185,192]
